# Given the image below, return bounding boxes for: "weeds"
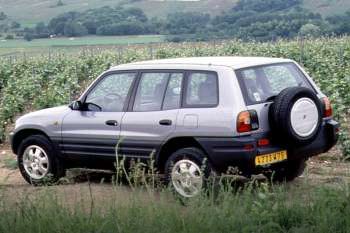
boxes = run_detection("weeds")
[0,177,349,233]
[0,149,349,232]
[2,156,17,170]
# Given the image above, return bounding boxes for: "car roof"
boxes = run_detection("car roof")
[110,56,293,70]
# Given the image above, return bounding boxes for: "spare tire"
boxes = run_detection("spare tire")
[269,87,322,145]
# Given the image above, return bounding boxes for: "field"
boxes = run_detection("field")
[0,37,350,232]
[0,144,350,232]
[0,35,165,55]
[0,0,238,26]
[0,0,349,26]
[0,37,349,153]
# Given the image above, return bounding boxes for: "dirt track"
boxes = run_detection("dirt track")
[0,144,349,202]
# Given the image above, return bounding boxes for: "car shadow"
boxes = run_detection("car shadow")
[65,169,116,184]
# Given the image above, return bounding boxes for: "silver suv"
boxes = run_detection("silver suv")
[10,57,339,197]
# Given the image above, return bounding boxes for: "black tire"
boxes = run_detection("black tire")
[164,147,215,199]
[266,158,307,182]
[270,87,322,145]
[17,135,65,185]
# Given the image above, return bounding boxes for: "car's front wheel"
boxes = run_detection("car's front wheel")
[18,135,65,185]
[165,147,214,199]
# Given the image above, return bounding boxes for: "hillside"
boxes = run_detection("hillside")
[0,0,349,26]
[0,0,237,26]
[303,0,350,17]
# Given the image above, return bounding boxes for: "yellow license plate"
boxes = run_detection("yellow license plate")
[255,150,287,166]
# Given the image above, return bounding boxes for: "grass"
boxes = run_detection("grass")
[0,180,349,233]
[0,0,238,25]
[125,0,239,18]
[0,0,124,26]
[2,156,17,170]
[0,149,349,233]
[0,35,165,55]
[0,0,347,26]
[0,35,165,48]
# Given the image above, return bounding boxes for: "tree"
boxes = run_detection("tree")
[57,0,64,6]
[24,33,34,41]
[35,22,48,34]
[124,7,148,22]
[0,12,7,20]
[11,21,21,29]
[34,22,50,38]
[326,11,350,35]
[233,0,301,12]
[45,6,158,36]
[96,21,145,35]
[48,11,80,35]
[5,34,14,40]
[299,23,321,37]
[63,21,88,37]
[82,21,98,34]
[165,12,210,34]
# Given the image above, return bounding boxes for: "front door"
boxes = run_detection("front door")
[120,72,184,159]
[61,72,137,163]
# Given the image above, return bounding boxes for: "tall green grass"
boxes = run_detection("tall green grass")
[0,180,349,233]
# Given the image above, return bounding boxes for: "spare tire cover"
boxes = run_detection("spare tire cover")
[269,87,322,145]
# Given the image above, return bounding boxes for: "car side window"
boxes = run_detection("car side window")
[163,73,183,110]
[185,72,218,107]
[85,72,136,112]
[133,73,170,112]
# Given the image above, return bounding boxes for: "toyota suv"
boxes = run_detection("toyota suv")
[9,57,339,198]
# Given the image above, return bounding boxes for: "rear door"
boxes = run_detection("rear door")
[235,62,316,133]
[119,71,183,158]
[61,72,136,162]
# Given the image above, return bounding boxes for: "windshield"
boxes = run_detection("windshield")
[236,62,314,105]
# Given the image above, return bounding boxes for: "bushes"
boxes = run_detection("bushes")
[4,34,14,40]
[48,6,149,37]
[97,22,146,36]
[0,37,349,155]
[63,21,88,37]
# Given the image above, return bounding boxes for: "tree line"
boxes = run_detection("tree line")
[5,0,350,42]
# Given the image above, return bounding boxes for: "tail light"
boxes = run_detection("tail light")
[258,138,270,146]
[237,110,259,133]
[322,97,332,118]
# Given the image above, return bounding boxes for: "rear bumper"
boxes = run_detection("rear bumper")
[195,119,339,173]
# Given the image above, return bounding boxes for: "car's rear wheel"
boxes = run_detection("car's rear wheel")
[266,158,307,182]
[164,147,214,199]
[18,135,65,185]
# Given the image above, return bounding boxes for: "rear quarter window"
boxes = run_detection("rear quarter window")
[184,72,219,107]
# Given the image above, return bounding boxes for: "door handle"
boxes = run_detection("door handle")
[105,120,119,126]
[159,119,172,126]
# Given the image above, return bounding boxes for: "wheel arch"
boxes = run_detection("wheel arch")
[156,136,211,173]
[11,128,51,155]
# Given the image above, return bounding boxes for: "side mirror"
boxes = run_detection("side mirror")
[69,100,83,110]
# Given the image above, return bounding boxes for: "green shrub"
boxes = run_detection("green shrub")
[0,37,349,155]
[4,34,14,40]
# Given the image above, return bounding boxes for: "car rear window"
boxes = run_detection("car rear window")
[236,62,314,105]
